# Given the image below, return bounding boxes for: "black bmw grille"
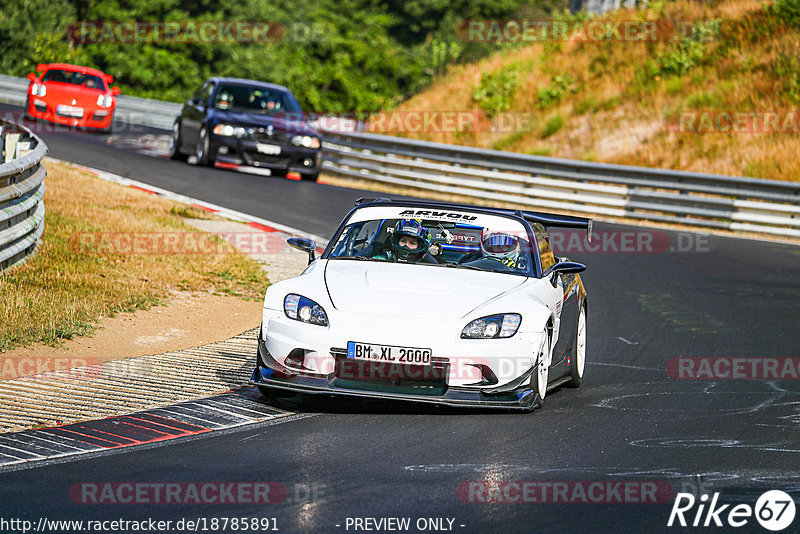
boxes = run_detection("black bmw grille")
[251,130,290,145]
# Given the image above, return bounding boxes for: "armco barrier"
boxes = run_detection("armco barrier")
[0,120,47,271]
[320,130,800,238]
[2,73,799,237]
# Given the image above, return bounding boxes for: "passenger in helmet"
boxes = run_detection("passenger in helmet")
[481,231,520,267]
[459,230,525,271]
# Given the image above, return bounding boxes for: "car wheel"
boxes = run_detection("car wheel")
[568,305,587,387]
[530,332,551,410]
[100,111,115,134]
[169,121,187,161]
[23,97,36,121]
[195,126,213,166]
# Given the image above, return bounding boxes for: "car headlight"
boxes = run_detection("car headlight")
[212,124,246,137]
[31,83,46,97]
[96,94,112,107]
[461,314,521,339]
[291,135,320,149]
[284,294,328,326]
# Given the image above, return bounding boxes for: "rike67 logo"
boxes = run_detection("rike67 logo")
[668,490,796,531]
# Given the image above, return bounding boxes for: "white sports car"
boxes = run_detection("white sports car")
[251,199,590,410]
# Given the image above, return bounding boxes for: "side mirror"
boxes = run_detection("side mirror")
[111,86,121,96]
[287,237,317,265]
[191,97,205,108]
[553,261,586,274]
[549,261,586,287]
[26,73,36,82]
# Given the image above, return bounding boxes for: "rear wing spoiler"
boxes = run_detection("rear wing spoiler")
[521,211,593,243]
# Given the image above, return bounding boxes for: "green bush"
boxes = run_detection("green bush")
[654,20,720,77]
[541,113,565,138]
[536,75,575,110]
[473,69,518,117]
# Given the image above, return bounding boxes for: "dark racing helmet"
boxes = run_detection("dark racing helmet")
[390,219,430,262]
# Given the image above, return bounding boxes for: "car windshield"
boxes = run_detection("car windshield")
[41,69,106,90]
[212,83,301,114]
[328,206,534,276]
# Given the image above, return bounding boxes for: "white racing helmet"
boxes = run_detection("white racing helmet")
[481,230,520,264]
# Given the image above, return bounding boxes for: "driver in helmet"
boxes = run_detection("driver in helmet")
[362,219,434,263]
[389,219,431,263]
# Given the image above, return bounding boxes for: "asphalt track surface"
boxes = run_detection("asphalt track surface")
[1,104,799,533]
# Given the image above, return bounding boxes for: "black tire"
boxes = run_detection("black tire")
[195,126,212,166]
[23,97,37,123]
[568,305,587,388]
[170,121,188,161]
[98,111,115,134]
[528,332,551,411]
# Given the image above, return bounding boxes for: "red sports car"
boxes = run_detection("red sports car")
[25,63,120,132]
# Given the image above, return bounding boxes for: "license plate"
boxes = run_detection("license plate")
[256,143,281,155]
[346,342,432,366]
[56,105,83,118]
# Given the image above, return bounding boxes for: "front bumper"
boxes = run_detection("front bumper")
[250,328,539,410]
[27,100,113,129]
[209,134,321,175]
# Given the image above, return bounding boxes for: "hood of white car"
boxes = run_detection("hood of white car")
[324,260,525,319]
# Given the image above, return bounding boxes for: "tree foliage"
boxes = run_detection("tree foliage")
[0,0,566,111]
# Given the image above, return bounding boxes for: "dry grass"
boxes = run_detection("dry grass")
[384,0,800,181]
[0,162,269,351]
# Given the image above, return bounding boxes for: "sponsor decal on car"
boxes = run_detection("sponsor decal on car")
[399,210,478,222]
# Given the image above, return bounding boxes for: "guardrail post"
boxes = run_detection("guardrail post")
[4,132,19,163]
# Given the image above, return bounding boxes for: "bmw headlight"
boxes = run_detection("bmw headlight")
[96,94,112,107]
[461,314,521,339]
[291,135,320,149]
[284,294,328,326]
[212,123,246,137]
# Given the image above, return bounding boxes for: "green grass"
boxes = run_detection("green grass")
[541,114,565,139]
[0,163,269,351]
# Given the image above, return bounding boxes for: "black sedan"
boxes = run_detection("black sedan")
[170,77,322,181]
